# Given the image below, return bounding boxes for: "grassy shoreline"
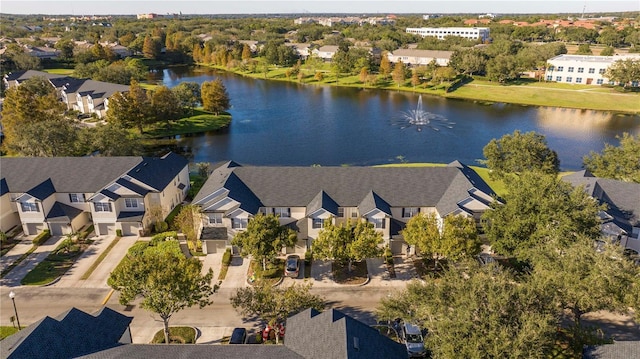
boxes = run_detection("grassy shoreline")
[202,64,640,114]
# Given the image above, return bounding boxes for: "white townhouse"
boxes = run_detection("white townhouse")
[406,27,490,42]
[544,54,640,86]
[192,161,498,255]
[3,70,129,118]
[0,153,189,237]
[387,49,454,67]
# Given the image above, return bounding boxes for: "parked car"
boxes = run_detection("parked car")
[285,254,300,278]
[401,322,426,358]
[229,327,247,344]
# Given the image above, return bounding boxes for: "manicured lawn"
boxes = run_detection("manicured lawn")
[151,326,197,344]
[445,79,640,113]
[332,261,368,285]
[43,68,74,76]
[143,111,231,138]
[0,326,19,339]
[469,165,507,198]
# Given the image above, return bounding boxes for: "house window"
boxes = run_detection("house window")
[351,210,358,218]
[312,218,324,229]
[577,67,584,73]
[599,69,605,74]
[20,202,39,212]
[402,207,420,218]
[588,68,595,74]
[232,218,248,229]
[124,198,138,208]
[546,75,553,81]
[596,79,603,85]
[273,207,290,218]
[568,67,574,72]
[369,217,386,229]
[566,77,572,83]
[69,193,85,203]
[209,213,223,225]
[548,66,555,71]
[556,76,562,82]
[576,78,583,83]
[337,207,344,217]
[94,202,112,212]
[557,66,564,72]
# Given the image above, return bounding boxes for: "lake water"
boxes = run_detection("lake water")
[149,67,640,170]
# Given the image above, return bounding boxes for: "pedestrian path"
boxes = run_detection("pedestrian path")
[0,236,65,287]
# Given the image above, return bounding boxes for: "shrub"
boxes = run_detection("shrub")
[116,229,123,237]
[154,221,169,233]
[150,231,178,246]
[304,250,313,263]
[78,225,94,241]
[222,248,232,266]
[128,241,149,257]
[261,268,279,278]
[33,230,51,245]
[384,247,393,265]
[0,231,7,244]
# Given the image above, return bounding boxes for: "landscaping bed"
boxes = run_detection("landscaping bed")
[151,326,197,344]
[372,325,401,343]
[412,258,448,279]
[332,261,368,285]
[248,258,284,286]
[21,235,93,285]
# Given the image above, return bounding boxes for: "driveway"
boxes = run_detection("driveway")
[0,236,65,287]
[219,255,250,289]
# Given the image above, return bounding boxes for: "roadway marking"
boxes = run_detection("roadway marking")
[101,289,114,306]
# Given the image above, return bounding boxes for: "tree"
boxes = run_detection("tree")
[172,81,201,114]
[152,85,182,122]
[392,60,406,87]
[174,205,203,252]
[600,46,615,56]
[449,49,487,76]
[379,51,391,78]
[583,133,640,183]
[106,80,153,133]
[241,44,252,62]
[482,172,602,260]
[312,220,383,272]
[108,251,214,345]
[529,238,640,351]
[482,130,560,179]
[1,76,77,156]
[486,54,521,83]
[54,39,75,60]
[378,261,558,358]
[402,213,480,266]
[201,79,230,115]
[359,67,369,84]
[605,58,640,88]
[576,43,593,55]
[231,282,324,343]
[143,35,161,59]
[410,69,421,87]
[231,214,297,271]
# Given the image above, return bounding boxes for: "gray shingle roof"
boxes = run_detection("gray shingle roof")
[79,344,304,359]
[195,162,492,217]
[307,190,339,216]
[115,178,150,196]
[126,152,189,192]
[359,191,392,216]
[285,308,407,359]
[1,307,132,359]
[583,341,640,359]
[27,178,56,200]
[46,202,84,222]
[1,157,142,193]
[117,211,145,222]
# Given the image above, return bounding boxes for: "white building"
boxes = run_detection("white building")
[387,49,453,67]
[406,27,490,42]
[545,54,640,86]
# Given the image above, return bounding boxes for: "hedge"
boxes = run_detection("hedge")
[33,230,51,246]
[222,248,232,266]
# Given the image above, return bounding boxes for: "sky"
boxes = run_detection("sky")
[1,0,638,16]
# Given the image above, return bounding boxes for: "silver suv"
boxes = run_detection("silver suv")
[401,322,426,358]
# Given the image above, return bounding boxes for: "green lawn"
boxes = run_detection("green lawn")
[143,110,231,138]
[43,68,74,76]
[1,326,19,339]
[21,239,88,285]
[151,326,197,344]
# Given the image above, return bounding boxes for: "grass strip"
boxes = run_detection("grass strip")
[0,326,20,339]
[80,237,120,280]
[151,326,197,344]
[0,245,37,278]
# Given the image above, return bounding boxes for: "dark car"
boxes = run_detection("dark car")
[229,327,247,344]
[285,254,300,278]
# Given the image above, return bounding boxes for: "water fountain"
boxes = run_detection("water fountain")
[394,95,455,132]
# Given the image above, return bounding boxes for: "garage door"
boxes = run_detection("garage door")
[390,238,406,255]
[26,223,45,236]
[49,223,71,236]
[97,223,116,236]
[120,223,139,236]
[203,240,227,254]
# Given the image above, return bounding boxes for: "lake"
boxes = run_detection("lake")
[149,67,640,170]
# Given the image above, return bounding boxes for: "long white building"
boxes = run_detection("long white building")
[406,27,490,42]
[544,54,640,86]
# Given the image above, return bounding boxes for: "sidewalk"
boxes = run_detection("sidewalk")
[0,236,65,287]
[53,235,137,288]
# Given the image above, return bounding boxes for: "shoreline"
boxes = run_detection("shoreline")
[197,64,640,115]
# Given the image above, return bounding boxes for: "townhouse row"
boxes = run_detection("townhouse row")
[0,153,189,237]
[3,70,129,119]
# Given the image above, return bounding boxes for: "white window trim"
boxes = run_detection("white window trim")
[124,198,138,208]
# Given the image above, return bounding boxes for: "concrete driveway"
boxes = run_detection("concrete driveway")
[0,236,65,287]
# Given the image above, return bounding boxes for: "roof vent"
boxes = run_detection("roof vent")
[353,337,359,351]
[143,162,148,166]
